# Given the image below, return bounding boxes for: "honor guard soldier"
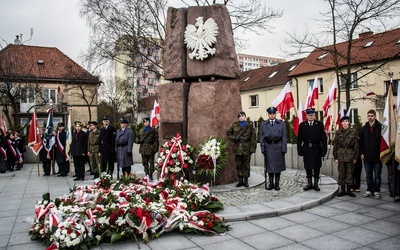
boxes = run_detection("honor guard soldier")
[260,107,287,190]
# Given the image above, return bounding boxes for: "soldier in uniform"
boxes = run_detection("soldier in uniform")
[297,108,327,191]
[260,107,287,191]
[87,121,101,179]
[333,116,358,197]
[54,123,68,177]
[227,111,256,188]
[116,118,134,177]
[99,116,117,177]
[135,117,158,180]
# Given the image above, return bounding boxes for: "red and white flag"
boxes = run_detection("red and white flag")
[322,79,337,117]
[271,82,295,119]
[293,101,305,136]
[150,100,160,127]
[324,108,333,132]
[380,84,396,164]
[306,76,319,108]
[336,105,345,129]
[28,111,43,156]
[362,90,375,99]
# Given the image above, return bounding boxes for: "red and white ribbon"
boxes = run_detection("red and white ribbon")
[160,134,185,179]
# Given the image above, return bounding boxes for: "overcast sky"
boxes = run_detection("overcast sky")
[0,0,357,66]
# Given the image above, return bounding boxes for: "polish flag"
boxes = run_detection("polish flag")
[324,109,333,132]
[293,101,305,136]
[322,79,337,117]
[380,83,396,164]
[151,100,160,127]
[271,82,295,119]
[306,76,319,108]
[362,90,375,99]
[27,111,43,156]
[336,106,345,129]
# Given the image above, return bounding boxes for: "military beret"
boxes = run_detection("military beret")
[120,118,129,124]
[267,107,277,114]
[238,111,246,118]
[305,108,316,114]
[143,117,150,122]
[340,116,350,122]
[57,122,65,127]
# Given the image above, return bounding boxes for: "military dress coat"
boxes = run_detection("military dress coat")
[260,119,287,173]
[135,126,159,155]
[116,127,134,168]
[99,125,117,163]
[88,129,101,154]
[333,127,359,163]
[227,121,256,155]
[297,120,327,170]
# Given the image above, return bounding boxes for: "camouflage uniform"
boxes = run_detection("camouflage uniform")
[227,121,256,179]
[135,126,159,179]
[333,127,359,186]
[88,128,101,178]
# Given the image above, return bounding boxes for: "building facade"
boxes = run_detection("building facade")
[237,53,286,72]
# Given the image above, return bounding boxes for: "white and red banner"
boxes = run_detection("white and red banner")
[271,82,295,119]
[322,79,337,117]
[380,84,396,164]
[293,101,305,136]
[28,111,43,156]
[306,76,319,108]
[151,100,160,127]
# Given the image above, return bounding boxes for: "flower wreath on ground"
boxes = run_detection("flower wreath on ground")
[156,133,195,181]
[29,171,230,249]
[194,137,227,182]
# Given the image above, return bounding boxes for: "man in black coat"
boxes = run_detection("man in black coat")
[71,122,88,181]
[54,123,68,176]
[297,108,327,191]
[99,116,117,176]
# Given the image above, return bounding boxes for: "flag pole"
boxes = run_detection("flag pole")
[68,107,72,177]
[37,155,40,176]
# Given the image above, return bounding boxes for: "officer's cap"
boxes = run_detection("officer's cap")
[120,118,129,124]
[102,116,110,121]
[57,122,65,127]
[88,121,98,126]
[340,116,350,122]
[267,107,277,114]
[305,108,316,114]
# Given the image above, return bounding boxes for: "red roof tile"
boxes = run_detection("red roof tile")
[0,44,98,83]
[289,28,400,76]
[239,58,304,91]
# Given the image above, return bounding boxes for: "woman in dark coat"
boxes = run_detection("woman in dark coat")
[71,122,87,181]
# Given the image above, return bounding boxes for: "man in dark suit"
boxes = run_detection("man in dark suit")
[54,123,68,176]
[297,108,327,191]
[71,122,88,181]
[99,116,116,177]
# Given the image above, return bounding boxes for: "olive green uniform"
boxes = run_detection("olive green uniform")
[135,126,159,178]
[88,129,101,178]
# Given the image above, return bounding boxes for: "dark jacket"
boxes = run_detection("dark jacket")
[55,130,67,163]
[71,130,87,156]
[297,120,327,170]
[99,125,117,162]
[359,120,381,162]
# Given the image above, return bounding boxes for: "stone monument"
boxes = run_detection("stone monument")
[159,4,242,185]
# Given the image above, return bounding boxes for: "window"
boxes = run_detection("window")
[315,111,324,121]
[288,64,297,71]
[364,41,374,47]
[42,89,56,104]
[250,95,259,107]
[20,88,35,103]
[384,80,399,96]
[317,52,328,60]
[340,73,358,90]
[308,78,324,94]
[268,71,278,78]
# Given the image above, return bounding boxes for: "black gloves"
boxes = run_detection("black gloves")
[127,152,132,157]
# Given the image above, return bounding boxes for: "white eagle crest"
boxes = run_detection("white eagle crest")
[184,16,219,61]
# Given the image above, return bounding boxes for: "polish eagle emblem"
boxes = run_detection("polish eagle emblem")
[184,16,219,61]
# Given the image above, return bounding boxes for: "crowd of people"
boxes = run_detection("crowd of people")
[230,107,400,200]
[0,129,26,173]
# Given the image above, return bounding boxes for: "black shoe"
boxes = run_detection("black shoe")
[0,171,5,174]
[73,177,80,181]
[80,178,85,181]
[72,175,77,177]
[43,174,50,176]
[58,174,67,177]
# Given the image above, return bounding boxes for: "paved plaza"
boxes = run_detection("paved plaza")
[0,164,399,250]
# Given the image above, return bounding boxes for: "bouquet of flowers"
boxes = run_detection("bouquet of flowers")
[29,171,228,249]
[156,133,195,180]
[195,137,227,180]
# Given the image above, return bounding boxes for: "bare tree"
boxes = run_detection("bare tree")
[79,0,281,72]
[285,0,400,110]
